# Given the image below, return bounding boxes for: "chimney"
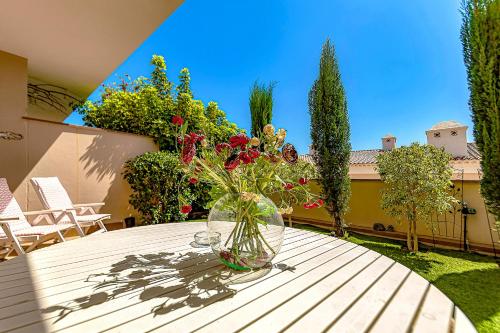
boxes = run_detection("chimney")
[426,121,468,157]
[381,134,396,151]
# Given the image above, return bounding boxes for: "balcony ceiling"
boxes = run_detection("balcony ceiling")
[0,0,184,98]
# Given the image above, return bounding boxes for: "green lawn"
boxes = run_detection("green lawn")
[293,224,500,333]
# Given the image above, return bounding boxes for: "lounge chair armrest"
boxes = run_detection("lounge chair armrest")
[0,216,20,224]
[73,203,105,208]
[22,208,65,216]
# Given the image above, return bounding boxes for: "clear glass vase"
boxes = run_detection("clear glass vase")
[207,193,285,270]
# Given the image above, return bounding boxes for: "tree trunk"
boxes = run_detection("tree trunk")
[413,220,419,252]
[333,212,344,237]
[407,219,413,252]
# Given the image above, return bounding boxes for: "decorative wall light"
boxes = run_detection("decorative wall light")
[0,131,23,141]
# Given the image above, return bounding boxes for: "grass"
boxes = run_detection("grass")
[293,224,500,333]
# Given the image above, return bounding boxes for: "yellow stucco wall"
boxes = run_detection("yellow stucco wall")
[290,179,499,253]
[0,50,159,224]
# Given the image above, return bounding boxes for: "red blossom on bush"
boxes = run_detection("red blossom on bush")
[284,183,294,191]
[181,143,196,164]
[229,133,250,149]
[215,143,232,155]
[189,177,198,184]
[248,149,260,159]
[238,151,253,164]
[172,115,184,126]
[180,205,192,214]
[299,177,308,185]
[224,154,240,171]
[188,132,205,143]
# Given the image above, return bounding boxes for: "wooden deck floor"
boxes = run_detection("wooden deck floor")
[0,223,476,332]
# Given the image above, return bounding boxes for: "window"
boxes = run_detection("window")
[451,130,458,136]
[434,132,441,138]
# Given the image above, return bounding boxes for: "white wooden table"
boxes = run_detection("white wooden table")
[0,223,476,333]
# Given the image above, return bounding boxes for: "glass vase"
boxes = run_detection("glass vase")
[207,193,285,270]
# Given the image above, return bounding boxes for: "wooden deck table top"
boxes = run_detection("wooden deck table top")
[0,223,476,333]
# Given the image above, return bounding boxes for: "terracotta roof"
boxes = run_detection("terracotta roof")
[428,120,467,131]
[300,143,481,165]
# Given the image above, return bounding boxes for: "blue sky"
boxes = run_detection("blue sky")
[65,0,472,154]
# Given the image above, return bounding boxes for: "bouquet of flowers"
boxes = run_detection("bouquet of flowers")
[172,116,323,269]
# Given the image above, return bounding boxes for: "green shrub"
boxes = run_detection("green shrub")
[123,151,195,224]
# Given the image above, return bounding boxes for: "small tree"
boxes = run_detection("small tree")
[308,38,351,236]
[376,143,456,253]
[461,0,500,223]
[249,81,275,138]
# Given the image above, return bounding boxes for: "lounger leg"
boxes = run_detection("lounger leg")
[55,230,65,243]
[97,220,108,232]
[0,224,25,256]
[67,212,85,237]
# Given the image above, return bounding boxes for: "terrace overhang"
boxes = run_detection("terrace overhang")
[0,0,184,101]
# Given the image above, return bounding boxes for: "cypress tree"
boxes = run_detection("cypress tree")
[249,81,275,138]
[309,38,351,236]
[461,0,500,222]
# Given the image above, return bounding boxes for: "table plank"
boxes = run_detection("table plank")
[412,285,454,333]
[231,249,378,333]
[325,262,410,333]
[284,255,395,332]
[369,271,429,333]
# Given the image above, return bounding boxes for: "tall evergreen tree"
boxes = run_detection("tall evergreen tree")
[308,38,351,236]
[461,0,500,222]
[249,81,275,137]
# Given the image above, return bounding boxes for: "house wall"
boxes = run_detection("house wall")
[0,50,158,224]
[290,179,499,254]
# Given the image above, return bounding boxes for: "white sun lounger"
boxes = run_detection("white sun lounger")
[0,178,75,256]
[30,177,109,236]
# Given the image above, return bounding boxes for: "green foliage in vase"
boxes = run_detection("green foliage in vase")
[249,81,275,138]
[376,143,457,253]
[308,38,351,236]
[461,0,500,224]
[123,151,195,225]
[174,121,323,268]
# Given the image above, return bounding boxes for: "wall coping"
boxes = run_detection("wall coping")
[23,116,157,141]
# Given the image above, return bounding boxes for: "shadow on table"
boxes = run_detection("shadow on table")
[42,250,273,323]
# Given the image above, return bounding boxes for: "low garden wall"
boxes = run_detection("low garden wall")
[289,180,499,255]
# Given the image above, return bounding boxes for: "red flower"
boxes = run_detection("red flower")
[248,148,260,159]
[188,132,205,143]
[180,205,192,214]
[224,154,240,171]
[238,151,253,164]
[303,199,324,209]
[229,133,250,149]
[172,115,184,126]
[181,143,196,164]
[215,143,232,155]
[284,183,294,191]
[299,177,308,185]
[189,177,198,184]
